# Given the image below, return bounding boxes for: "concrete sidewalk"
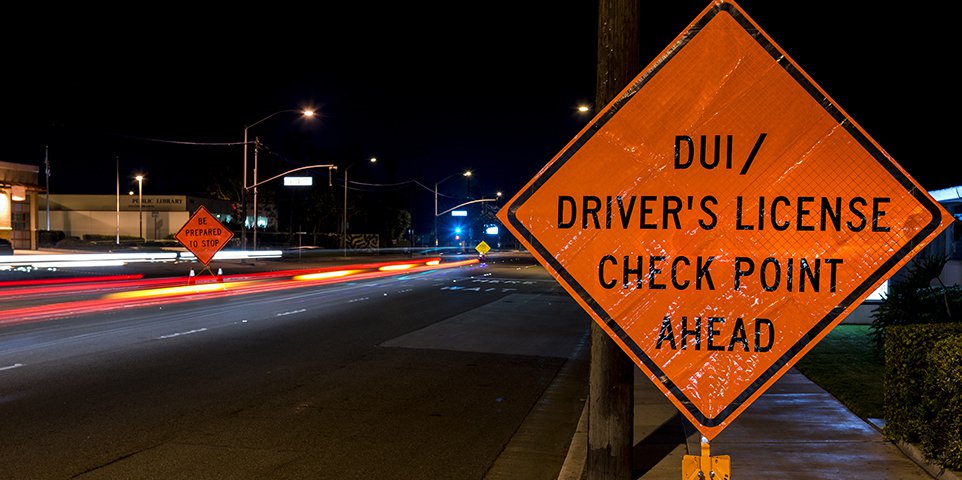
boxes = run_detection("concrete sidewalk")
[560,368,944,479]
[422,272,950,479]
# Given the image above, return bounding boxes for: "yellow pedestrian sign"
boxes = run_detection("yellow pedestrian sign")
[475,241,491,255]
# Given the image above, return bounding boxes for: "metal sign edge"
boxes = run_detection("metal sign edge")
[175,204,234,266]
[501,0,952,431]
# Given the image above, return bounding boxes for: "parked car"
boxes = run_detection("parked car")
[0,238,12,255]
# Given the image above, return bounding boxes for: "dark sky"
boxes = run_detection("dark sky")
[3,2,957,233]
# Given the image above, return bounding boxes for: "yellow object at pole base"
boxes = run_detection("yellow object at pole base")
[682,436,731,479]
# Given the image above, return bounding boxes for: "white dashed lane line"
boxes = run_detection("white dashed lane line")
[157,328,208,340]
[275,309,307,317]
[0,363,24,372]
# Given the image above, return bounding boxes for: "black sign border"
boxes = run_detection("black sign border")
[175,204,234,266]
[505,2,945,428]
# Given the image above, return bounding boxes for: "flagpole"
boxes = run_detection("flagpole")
[116,156,120,245]
[44,146,50,231]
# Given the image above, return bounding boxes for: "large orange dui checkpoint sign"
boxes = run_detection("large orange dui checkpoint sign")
[175,205,234,266]
[498,0,953,440]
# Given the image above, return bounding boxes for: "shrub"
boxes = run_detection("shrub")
[884,323,962,444]
[921,335,962,470]
[37,230,66,247]
[870,254,961,353]
[82,234,142,241]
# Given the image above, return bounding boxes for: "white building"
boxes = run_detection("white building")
[36,194,233,241]
[925,186,962,286]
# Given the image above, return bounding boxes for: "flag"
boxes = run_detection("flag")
[44,146,51,177]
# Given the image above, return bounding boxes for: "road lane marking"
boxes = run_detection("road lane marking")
[158,328,208,339]
[0,363,24,372]
[441,286,518,293]
[275,309,307,317]
[470,278,539,284]
[347,297,369,303]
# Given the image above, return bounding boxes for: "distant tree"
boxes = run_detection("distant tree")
[386,208,412,246]
[870,253,961,353]
[203,168,245,228]
[301,186,340,237]
[205,166,243,204]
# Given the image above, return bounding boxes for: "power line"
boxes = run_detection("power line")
[109,132,246,147]
[350,179,449,196]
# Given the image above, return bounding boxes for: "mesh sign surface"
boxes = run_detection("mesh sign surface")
[498,1,952,439]
[175,205,234,266]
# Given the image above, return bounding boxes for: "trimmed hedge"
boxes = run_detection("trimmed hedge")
[37,230,66,247]
[885,323,962,469]
[922,335,962,470]
[82,234,142,241]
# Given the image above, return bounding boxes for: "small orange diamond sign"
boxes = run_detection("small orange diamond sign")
[498,1,953,439]
[175,205,234,266]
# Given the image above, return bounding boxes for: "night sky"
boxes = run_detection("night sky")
[3,2,957,234]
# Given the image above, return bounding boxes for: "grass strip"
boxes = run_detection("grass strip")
[794,324,884,419]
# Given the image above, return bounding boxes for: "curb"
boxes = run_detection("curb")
[866,418,961,480]
[557,402,587,480]
[894,441,962,480]
[483,330,590,480]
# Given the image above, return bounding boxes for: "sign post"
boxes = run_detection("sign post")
[498,0,953,476]
[175,205,234,268]
[589,1,639,478]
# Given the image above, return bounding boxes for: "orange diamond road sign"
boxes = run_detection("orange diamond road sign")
[175,205,234,266]
[498,0,953,440]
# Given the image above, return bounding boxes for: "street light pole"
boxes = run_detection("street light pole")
[242,126,249,250]
[433,170,471,248]
[241,109,315,251]
[342,157,377,256]
[135,175,144,241]
[343,165,349,255]
[496,191,503,248]
[253,137,260,251]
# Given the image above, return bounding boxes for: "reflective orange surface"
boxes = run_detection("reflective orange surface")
[499,0,952,439]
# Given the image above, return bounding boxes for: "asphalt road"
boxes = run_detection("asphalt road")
[0,253,590,479]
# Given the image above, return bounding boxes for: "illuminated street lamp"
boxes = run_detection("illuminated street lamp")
[342,157,377,256]
[242,108,315,251]
[135,174,144,241]
[434,170,472,247]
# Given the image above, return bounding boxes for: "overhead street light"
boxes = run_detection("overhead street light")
[242,108,315,251]
[434,170,472,248]
[342,157,377,256]
[243,162,337,250]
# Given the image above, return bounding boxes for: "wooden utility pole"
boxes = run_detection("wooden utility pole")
[588,1,640,479]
